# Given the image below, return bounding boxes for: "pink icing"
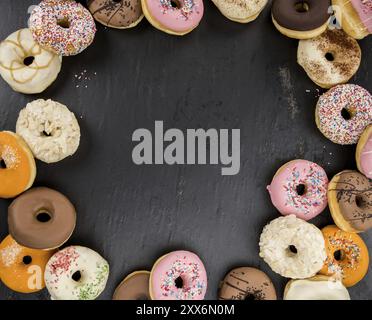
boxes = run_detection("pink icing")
[351,0,372,33]
[360,134,372,178]
[151,250,207,300]
[267,160,329,221]
[145,0,204,33]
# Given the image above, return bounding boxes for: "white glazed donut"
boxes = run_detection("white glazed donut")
[16,99,80,163]
[284,275,350,300]
[0,29,61,94]
[44,246,109,300]
[259,215,326,279]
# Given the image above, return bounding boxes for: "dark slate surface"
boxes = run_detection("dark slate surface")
[0,0,371,300]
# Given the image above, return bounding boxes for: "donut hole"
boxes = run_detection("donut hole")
[287,245,298,256]
[341,108,352,120]
[334,250,345,261]
[42,130,52,137]
[170,0,181,9]
[355,195,366,208]
[294,1,310,13]
[296,184,306,196]
[244,293,256,300]
[174,276,184,289]
[57,18,70,29]
[0,159,6,169]
[36,211,52,223]
[325,52,335,62]
[23,56,35,66]
[22,255,32,265]
[112,0,122,2]
[72,271,82,282]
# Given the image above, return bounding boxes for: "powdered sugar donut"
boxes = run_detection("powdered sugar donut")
[356,125,372,179]
[315,84,372,145]
[212,0,267,23]
[16,99,80,164]
[259,215,326,279]
[44,246,109,300]
[150,250,207,300]
[29,0,96,56]
[141,0,204,35]
[267,160,328,221]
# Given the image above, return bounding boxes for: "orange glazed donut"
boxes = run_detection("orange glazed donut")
[320,225,369,287]
[0,131,36,198]
[0,235,55,293]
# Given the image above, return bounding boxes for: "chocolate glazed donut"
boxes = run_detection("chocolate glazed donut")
[219,267,277,300]
[272,0,331,31]
[8,187,76,250]
[88,0,143,29]
[113,271,151,300]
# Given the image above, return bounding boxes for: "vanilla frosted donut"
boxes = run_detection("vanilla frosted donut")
[284,275,350,300]
[298,29,361,88]
[259,215,326,279]
[44,246,109,300]
[212,0,267,23]
[16,99,80,164]
[0,29,61,94]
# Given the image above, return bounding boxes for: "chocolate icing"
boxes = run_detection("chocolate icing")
[88,0,143,28]
[113,271,150,300]
[8,187,76,249]
[329,171,372,232]
[219,267,277,300]
[272,0,331,31]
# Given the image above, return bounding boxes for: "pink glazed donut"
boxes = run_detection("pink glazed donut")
[150,250,207,300]
[141,0,204,35]
[29,0,96,56]
[356,125,372,179]
[267,160,329,221]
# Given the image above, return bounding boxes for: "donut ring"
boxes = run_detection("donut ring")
[298,29,361,89]
[218,267,277,300]
[113,271,151,300]
[16,99,81,164]
[259,215,326,279]
[328,171,372,233]
[0,131,36,199]
[8,187,77,250]
[320,225,369,287]
[267,159,329,221]
[29,0,96,56]
[0,28,61,94]
[0,235,55,293]
[284,275,350,300]
[315,84,372,145]
[141,0,204,36]
[356,125,372,179]
[88,0,144,29]
[150,250,207,300]
[272,0,331,39]
[44,246,110,300]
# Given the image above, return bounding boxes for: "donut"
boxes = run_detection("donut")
[267,159,328,221]
[328,171,372,233]
[29,0,97,56]
[356,125,372,179]
[259,215,326,279]
[88,0,144,29]
[284,275,350,300]
[0,235,55,293]
[319,225,369,287]
[0,131,36,199]
[333,0,372,39]
[271,0,331,39]
[211,0,267,24]
[141,0,204,36]
[8,187,76,250]
[218,267,276,300]
[0,28,61,94]
[149,250,207,300]
[297,29,361,89]
[16,99,81,163]
[44,246,110,300]
[113,271,151,300]
[315,84,372,145]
